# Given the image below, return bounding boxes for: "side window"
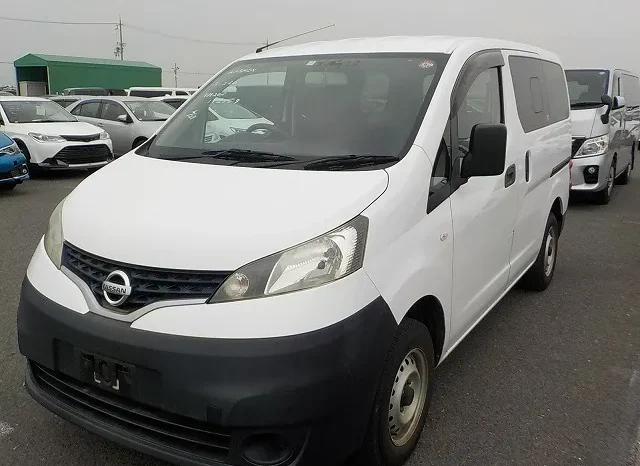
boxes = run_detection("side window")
[70,104,82,115]
[622,75,640,107]
[542,61,570,123]
[509,56,548,132]
[101,101,127,121]
[457,67,502,145]
[78,102,101,118]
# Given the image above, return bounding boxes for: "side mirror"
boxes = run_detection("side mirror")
[117,114,131,124]
[613,95,626,110]
[461,124,507,178]
[601,95,612,107]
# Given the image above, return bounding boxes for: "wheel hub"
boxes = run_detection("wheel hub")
[544,226,556,276]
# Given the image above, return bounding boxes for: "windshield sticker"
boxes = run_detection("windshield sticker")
[419,60,436,69]
[186,109,198,120]
[306,61,317,66]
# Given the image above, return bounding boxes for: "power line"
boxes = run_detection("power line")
[0,15,115,26]
[122,23,262,46]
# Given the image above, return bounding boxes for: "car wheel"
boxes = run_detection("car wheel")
[521,212,559,291]
[0,183,16,191]
[16,141,38,177]
[594,163,615,205]
[355,319,434,466]
[616,162,631,185]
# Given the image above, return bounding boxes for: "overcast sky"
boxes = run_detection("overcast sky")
[1,0,638,88]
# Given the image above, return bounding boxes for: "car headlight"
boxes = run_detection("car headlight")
[575,135,609,158]
[44,198,66,269]
[29,132,65,143]
[0,141,19,156]
[100,131,110,140]
[210,216,369,303]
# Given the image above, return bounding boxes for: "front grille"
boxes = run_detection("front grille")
[61,134,100,142]
[30,363,231,462]
[572,138,586,157]
[62,243,231,313]
[54,144,111,165]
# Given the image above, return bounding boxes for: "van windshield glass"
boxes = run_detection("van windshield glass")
[565,70,610,109]
[147,53,448,169]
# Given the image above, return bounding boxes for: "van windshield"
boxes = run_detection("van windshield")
[146,53,448,169]
[565,70,610,109]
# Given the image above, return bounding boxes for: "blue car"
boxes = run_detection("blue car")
[0,131,29,190]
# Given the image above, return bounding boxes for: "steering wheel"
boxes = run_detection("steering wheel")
[245,123,290,138]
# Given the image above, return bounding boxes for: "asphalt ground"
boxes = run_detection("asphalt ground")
[0,170,639,466]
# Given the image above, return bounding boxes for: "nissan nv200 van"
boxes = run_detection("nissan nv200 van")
[565,68,640,204]
[17,36,571,466]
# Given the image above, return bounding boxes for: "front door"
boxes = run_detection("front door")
[448,53,520,343]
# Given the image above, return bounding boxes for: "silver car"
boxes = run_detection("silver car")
[67,97,175,157]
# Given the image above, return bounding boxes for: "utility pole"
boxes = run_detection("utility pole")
[172,63,179,87]
[115,16,125,60]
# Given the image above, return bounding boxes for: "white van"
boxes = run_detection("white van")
[127,87,197,98]
[565,68,640,203]
[18,37,571,466]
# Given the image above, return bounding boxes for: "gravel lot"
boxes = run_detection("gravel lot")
[1,171,639,466]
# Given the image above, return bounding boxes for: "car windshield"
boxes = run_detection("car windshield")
[565,70,610,109]
[0,100,77,123]
[124,101,176,121]
[210,100,259,119]
[147,53,448,168]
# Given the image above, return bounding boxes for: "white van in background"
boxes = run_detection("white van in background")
[565,69,640,204]
[18,37,570,466]
[127,87,197,98]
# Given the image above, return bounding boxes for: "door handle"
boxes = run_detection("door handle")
[525,151,530,182]
[504,164,516,188]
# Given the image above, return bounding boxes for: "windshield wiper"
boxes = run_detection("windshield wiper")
[304,154,399,171]
[571,102,605,108]
[170,148,298,163]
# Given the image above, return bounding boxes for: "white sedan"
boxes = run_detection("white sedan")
[0,96,113,171]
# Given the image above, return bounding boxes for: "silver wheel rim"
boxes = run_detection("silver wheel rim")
[607,166,615,195]
[627,164,632,176]
[388,348,428,447]
[544,226,556,277]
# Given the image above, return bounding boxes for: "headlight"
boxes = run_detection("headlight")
[100,131,110,140]
[575,135,608,157]
[44,198,66,269]
[0,141,19,156]
[210,216,369,303]
[29,132,65,143]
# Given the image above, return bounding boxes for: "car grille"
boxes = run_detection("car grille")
[30,362,232,462]
[61,134,101,142]
[571,138,586,157]
[62,243,231,313]
[54,144,111,165]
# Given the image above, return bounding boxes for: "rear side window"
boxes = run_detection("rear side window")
[74,102,101,118]
[621,74,640,107]
[509,56,569,132]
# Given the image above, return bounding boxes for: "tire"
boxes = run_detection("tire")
[16,141,38,177]
[521,212,559,291]
[0,183,16,191]
[616,162,631,185]
[593,162,615,205]
[355,319,434,466]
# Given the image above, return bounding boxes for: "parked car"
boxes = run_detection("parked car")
[0,97,113,171]
[151,95,189,109]
[0,131,29,190]
[48,95,84,109]
[127,87,197,98]
[17,36,571,466]
[565,68,640,203]
[67,97,176,157]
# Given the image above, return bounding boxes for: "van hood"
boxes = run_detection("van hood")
[570,108,602,138]
[6,121,102,137]
[63,154,389,271]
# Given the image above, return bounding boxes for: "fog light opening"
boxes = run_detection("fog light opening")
[241,433,293,466]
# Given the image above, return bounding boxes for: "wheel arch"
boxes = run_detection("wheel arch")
[550,197,564,235]
[132,136,148,150]
[403,295,446,365]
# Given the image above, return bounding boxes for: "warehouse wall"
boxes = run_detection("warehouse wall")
[47,64,161,94]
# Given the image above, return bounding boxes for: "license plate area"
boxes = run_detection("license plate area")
[77,351,135,394]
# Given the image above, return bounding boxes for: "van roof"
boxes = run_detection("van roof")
[239,35,557,61]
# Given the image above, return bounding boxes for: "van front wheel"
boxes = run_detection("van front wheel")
[521,212,559,291]
[355,319,434,466]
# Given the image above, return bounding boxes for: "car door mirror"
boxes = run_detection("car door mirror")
[613,95,625,110]
[117,114,131,124]
[460,124,507,178]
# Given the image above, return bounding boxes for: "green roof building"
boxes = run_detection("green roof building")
[14,54,162,95]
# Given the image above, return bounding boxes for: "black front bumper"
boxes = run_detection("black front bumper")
[17,278,397,466]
